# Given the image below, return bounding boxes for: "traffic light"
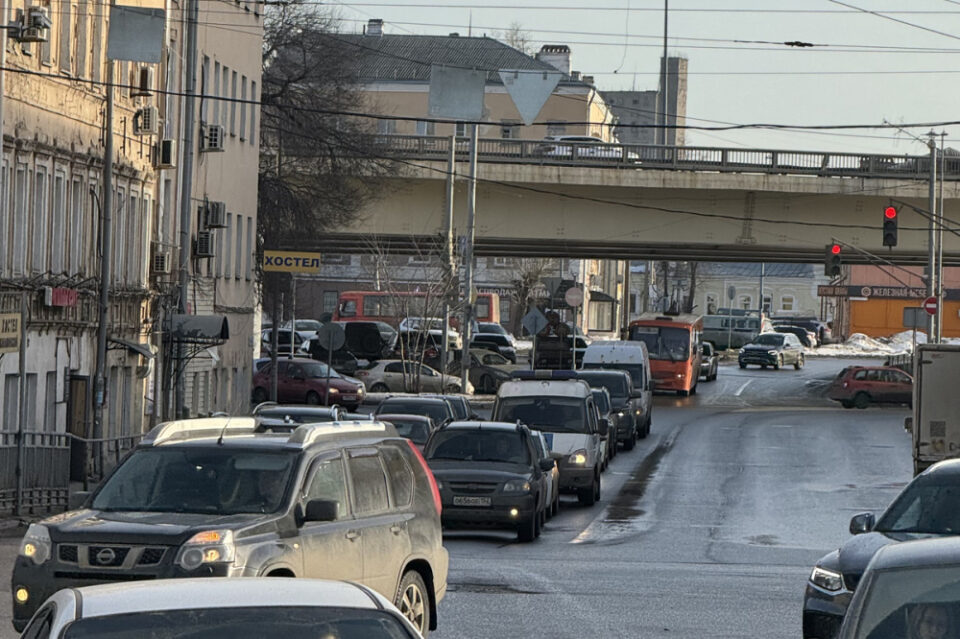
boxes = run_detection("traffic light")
[883,206,898,247]
[825,243,842,277]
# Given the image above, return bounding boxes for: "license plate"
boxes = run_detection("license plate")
[341,395,356,401]
[453,496,491,507]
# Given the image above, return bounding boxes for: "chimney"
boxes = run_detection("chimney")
[536,44,571,75]
[582,75,594,86]
[366,18,383,36]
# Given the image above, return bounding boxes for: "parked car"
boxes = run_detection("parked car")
[827,366,913,409]
[356,360,465,394]
[260,328,307,357]
[576,364,651,445]
[802,458,960,639]
[11,417,448,635]
[374,396,456,427]
[337,320,398,360]
[281,318,324,340]
[699,342,719,381]
[471,333,517,363]
[251,403,347,430]
[536,135,640,161]
[590,386,616,470]
[477,322,516,345]
[835,537,960,639]
[398,317,462,351]
[738,332,804,370]
[251,357,366,409]
[452,349,523,394]
[424,421,553,542]
[16,578,428,638]
[377,414,436,451]
[773,316,833,344]
[530,430,561,518]
[419,393,478,421]
[774,323,818,348]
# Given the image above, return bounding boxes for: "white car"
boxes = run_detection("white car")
[17,578,425,638]
[538,135,640,161]
[398,317,462,350]
[530,429,561,518]
[356,359,471,394]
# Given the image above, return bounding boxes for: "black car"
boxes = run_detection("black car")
[773,316,833,344]
[337,321,398,360]
[420,394,477,421]
[803,459,960,639]
[738,332,805,370]
[424,421,554,542]
[575,369,646,446]
[470,334,517,363]
[773,324,816,348]
[374,396,455,427]
[11,417,449,636]
[377,413,436,450]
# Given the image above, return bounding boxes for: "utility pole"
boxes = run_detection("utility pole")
[93,59,114,455]
[175,0,200,416]
[937,132,946,343]
[460,124,478,394]
[758,262,765,318]
[441,135,455,377]
[659,0,669,146]
[927,132,937,343]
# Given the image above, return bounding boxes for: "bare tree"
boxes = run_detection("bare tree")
[494,21,534,55]
[508,258,553,334]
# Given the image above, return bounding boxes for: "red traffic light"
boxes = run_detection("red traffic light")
[831,244,841,254]
[885,206,897,219]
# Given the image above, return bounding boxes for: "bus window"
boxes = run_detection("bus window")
[339,300,357,317]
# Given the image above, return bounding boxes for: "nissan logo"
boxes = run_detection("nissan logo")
[95,548,116,565]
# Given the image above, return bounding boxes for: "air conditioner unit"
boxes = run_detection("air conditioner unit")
[200,124,226,152]
[132,66,154,98]
[205,201,227,228]
[133,106,159,136]
[153,138,176,169]
[17,7,50,42]
[195,231,215,258]
[150,242,171,274]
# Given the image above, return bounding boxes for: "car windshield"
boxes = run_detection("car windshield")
[876,476,960,534]
[752,334,784,347]
[301,363,341,378]
[629,326,691,361]
[377,401,448,424]
[577,372,628,398]
[383,418,431,445]
[847,565,960,639]
[62,607,415,638]
[91,448,297,515]
[494,397,589,433]
[427,430,530,465]
[592,391,611,414]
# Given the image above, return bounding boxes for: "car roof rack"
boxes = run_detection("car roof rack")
[286,420,398,448]
[142,417,258,445]
[252,401,278,413]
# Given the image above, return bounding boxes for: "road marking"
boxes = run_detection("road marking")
[734,380,752,396]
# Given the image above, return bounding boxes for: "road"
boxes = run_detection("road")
[0,357,912,638]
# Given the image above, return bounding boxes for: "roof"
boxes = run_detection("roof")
[379,396,448,405]
[869,537,960,571]
[442,420,519,431]
[924,458,960,476]
[336,33,587,86]
[69,578,387,619]
[699,262,816,278]
[497,379,591,398]
[376,413,434,422]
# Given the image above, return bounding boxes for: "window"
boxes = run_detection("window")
[240,75,247,140]
[245,216,252,280]
[113,186,125,282]
[384,361,404,374]
[0,158,7,276]
[70,178,83,273]
[381,446,414,507]
[75,0,87,78]
[128,192,139,283]
[221,65,230,128]
[416,120,435,136]
[492,256,511,268]
[40,4,52,65]
[249,80,257,143]
[235,213,243,279]
[780,295,795,312]
[59,2,72,73]
[347,451,389,514]
[762,294,772,314]
[224,213,233,278]
[200,56,210,121]
[305,455,348,519]
[377,119,397,135]
[230,70,238,136]
[500,120,519,139]
[455,121,465,137]
[322,254,349,265]
[547,121,567,137]
[51,172,66,273]
[91,8,102,83]
[407,255,430,265]
[322,291,339,314]
[43,371,57,432]
[12,164,27,275]
[31,166,48,274]
[3,374,19,430]
[706,293,718,315]
[213,61,220,124]
[739,295,753,310]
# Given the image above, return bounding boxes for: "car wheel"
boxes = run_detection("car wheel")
[305,391,322,405]
[518,511,538,542]
[739,362,747,369]
[774,356,782,370]
[395,570,430,635]
[639,418,650,439]
[678,389,689,397]
[689,382,698,396]
[479,374,495,394]
[578,474,598,506]
[854,392,871,409]
[552,491,560,517]
[841,400,854,409]
[794,355,804,370]
[252,387,268,404]
[594,472,601,501]
[535,507,544,537]
[370,382,389,393]
[623,435,636,451]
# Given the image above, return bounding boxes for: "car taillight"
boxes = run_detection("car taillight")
[407,439,441,516]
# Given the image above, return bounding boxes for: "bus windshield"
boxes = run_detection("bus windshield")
[629,326,691,361]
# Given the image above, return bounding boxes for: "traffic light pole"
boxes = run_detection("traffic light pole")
[927,133,938,342]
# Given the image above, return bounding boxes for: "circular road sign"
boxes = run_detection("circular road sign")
[923,296,939,316]
[564,286,584,308]
[316,322,346,351]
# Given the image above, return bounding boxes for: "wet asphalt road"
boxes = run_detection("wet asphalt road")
[432,357,913,638]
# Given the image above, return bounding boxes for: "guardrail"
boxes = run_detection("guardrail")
[376,135,960,181]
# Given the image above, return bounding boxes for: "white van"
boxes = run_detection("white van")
[580,341,653,438]
[492,372,604,506]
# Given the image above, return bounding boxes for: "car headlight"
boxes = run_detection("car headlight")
[502,479,531,493]
[738,349,745,354]
[175,530,236,571]
[767,350,778,356]
[568,449,588,465]
[809,566,844,592]
[19,524,52,565]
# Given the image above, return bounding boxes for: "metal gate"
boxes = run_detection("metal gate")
[0,429,71,515]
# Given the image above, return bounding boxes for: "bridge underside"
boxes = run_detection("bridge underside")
[312,162,960,265]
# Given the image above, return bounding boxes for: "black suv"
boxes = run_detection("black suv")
[374,396,455,426]
[11,417,448,635]
[424,421,555,542]
[575,369,646,447]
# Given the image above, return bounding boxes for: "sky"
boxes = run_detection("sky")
[325,0,960,155]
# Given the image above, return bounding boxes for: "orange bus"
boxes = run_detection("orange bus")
[627,313,703,396]
[333,290,501,326]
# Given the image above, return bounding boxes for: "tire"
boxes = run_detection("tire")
[739,363,747,369]
[794,355,804,370]
[535,507,544,538]
[689,382,697,396]
[854,392,871,410]
[760,364,767,369]
[623,435,636,451]
[370,382,389,393]
[639,418,650,439]
[774,356,782,371]
[678,389,689,397]
[594,473,601,501]
[552,491,559,517]
[841,400,854,409]
[305,391,322,405]
[578,473,598,506]
[479,374,495,394]
[518,511,538,542]
[395,570,431,635]
[252,387,268,403]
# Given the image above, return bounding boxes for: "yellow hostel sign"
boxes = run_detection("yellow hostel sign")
[263,251,323,274]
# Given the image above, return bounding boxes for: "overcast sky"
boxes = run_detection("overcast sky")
[329,0,960,155]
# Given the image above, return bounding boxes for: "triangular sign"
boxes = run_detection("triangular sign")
[498,69,563,126]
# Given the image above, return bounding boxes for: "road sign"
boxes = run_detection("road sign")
[498,69,563,125]
[727,285,736,301]
[564,287,584,308]
[923,296,939,316]
[428,66,485,120]
[0,312,21,354]
[316,322,346,352]
[522,308,549,337]
[903,307,925,329]
[263,251,323,274]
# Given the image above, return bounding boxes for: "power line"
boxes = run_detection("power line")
[261,2,960,14]
[825,0,960,42]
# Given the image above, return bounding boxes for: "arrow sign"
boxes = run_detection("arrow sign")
[923,296,939,316]
[499,69,563,125]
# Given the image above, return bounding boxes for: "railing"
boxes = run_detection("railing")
[375,135,960,181]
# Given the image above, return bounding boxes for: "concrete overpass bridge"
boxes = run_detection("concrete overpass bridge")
[311,136,960,264]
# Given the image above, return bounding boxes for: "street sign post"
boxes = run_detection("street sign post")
[522,308,549,367]
[564,288,584,370]
[923,296,939,316]
[316,323,346,405]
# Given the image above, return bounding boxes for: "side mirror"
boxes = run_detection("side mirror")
[69,491,91,510]
[304,499,339,523]
[539,458,555,472]
[597,418,609,436]
[849,512,875,535]
[646,381,654,392]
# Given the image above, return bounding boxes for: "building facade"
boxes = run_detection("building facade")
[603,57,688,146]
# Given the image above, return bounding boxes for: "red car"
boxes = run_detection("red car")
[827,366,913,409]
[251,357,365,409]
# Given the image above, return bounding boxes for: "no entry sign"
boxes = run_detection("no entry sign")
[923,296,939,316]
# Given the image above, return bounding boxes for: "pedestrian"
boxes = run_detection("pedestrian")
[908,603,952,639]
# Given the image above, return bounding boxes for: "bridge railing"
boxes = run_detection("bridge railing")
[374,135,959,180]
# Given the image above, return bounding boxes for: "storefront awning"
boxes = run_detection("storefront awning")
[169,314,230,345]
[108,337,155,359]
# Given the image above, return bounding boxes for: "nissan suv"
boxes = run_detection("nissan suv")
[11,417,448,635]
